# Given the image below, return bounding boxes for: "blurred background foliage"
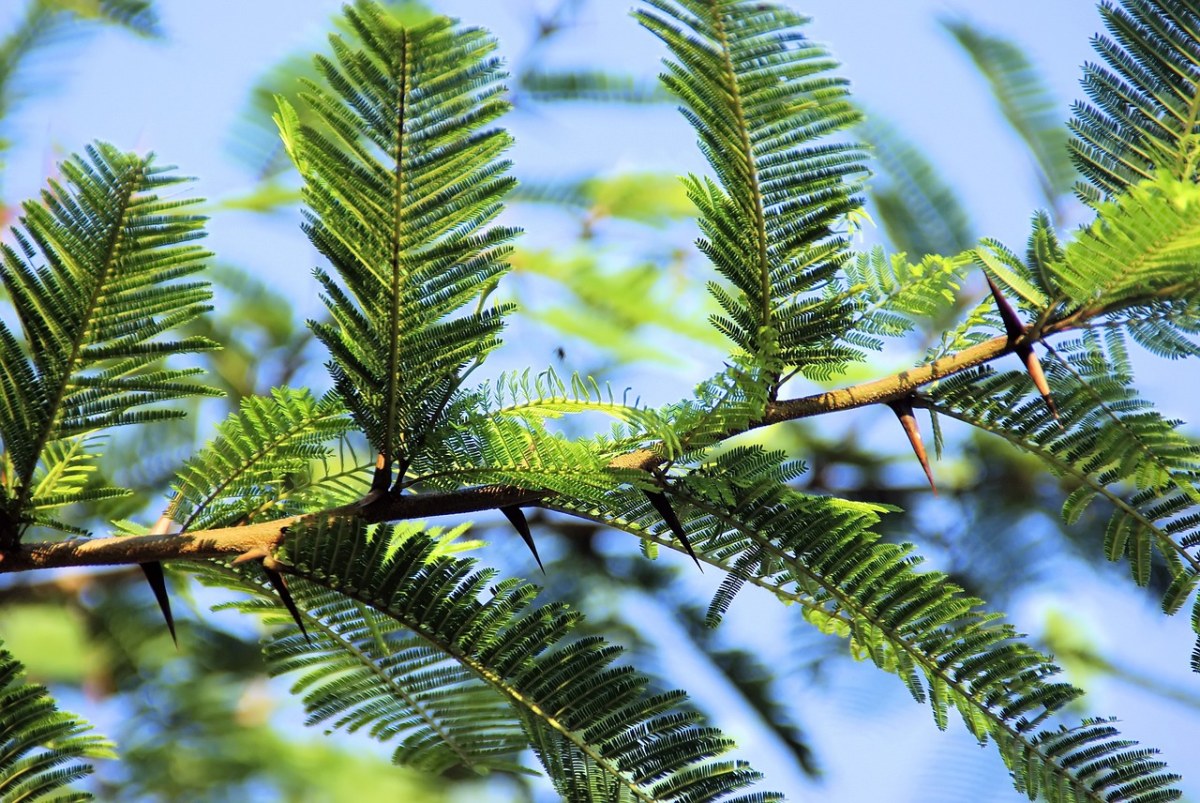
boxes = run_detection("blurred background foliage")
[0,0,1197,800]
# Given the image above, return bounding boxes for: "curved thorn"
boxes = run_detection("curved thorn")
[887,399,937,495]
[501,506,544,574]
[139,561,176,647]
[643,490,702,571]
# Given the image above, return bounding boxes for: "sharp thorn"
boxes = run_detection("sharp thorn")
[1018,345,1062,427]
[983,273,1026,342]
[139,562,177,647]
[982,273,1062,429]
[887,399,937,495]
[261,563,310,644]
[643,490,702,571]
[501,506,544,574]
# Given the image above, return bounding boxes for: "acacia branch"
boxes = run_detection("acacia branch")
[762,332,1011,423]
[0,333,1024,575]
[0,486,544,573]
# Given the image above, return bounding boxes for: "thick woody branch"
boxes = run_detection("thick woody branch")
[0,486,545,574]
[0,518,302,572]
[0,333,1025,576]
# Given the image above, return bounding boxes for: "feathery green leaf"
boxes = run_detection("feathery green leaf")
[197,519,779,800]
[944,18,1076,208]
[1069,0,1200,201]
[859,113,975,258]
[279,2,518,487]
[638,0,867,378]
[546,445,1181,802]
[0,143,217,542]
[173,388,356,531]
[0,644,113,802]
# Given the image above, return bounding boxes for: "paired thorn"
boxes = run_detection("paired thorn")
[887,398,937,495]
[983,274,1061,426]
[643,490,702,571]
[500,506,544,574]
[234,547,310,643]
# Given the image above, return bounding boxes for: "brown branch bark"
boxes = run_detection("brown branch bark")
[761,333,1011,423]
[0,486,545,574]
[0,334,1021,576]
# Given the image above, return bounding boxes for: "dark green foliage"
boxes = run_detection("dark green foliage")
[1053,179,1200,335]
[278,1,518,487]
[839,247,970,344]
[4,0,1200,798]
[547,444,1183,802]
[637,0,867,379]
[198,518,779,801]
[0,144,217,543]
[926,331,1200,669]
[974,175,1200,359]
[0,645,112,802]
[518,69,670,105]
[402,368,671,503]
[1069,0,1200,201]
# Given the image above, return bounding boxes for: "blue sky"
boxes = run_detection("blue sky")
[3,1,1198,800]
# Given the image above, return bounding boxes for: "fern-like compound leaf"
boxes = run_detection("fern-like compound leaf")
[544,445,1181,802]
[172,387,356,531]
[1069,0,1200,201]
[278,1,518,487]
[975,176,1200,358]
[0,644,114,802]
[0,143,217,543]
[926,332,1200,676]
[197,519,778,800]
[858,114,976,258]
[637,0,867,380]
[839,247,971,347]
[945,19,1076,208]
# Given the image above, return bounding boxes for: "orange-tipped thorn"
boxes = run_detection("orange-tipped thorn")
[887,398,937,495]
[1020,344,1061,424]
